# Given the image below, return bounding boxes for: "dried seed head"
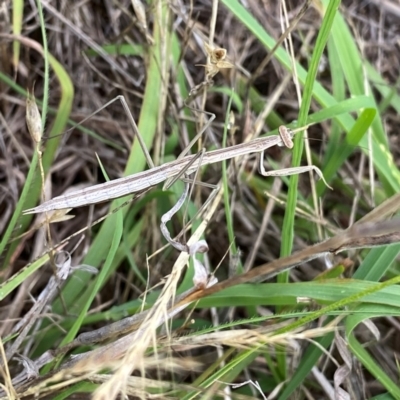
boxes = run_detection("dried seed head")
[202,43,233,80]
[26,89,42,144]
[204,43,227,64]
[131,0,147,30]
[213,48,227,62]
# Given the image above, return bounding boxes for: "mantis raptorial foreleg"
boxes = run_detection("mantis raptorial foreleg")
[259,152,332,190]
[259,125,332,189]
[160,180,210,289]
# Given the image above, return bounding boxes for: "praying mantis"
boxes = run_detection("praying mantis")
[23,123,330,215]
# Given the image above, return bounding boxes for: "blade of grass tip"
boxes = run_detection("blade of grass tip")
[278,0,340,382]
[52,10,165,315]
[12,0,23,68]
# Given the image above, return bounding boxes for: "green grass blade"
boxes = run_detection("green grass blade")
[353,244,400,281]
[277,0,340,380]
[197,280,400,309]
[281,0,341,259]
[0,251,51,301]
